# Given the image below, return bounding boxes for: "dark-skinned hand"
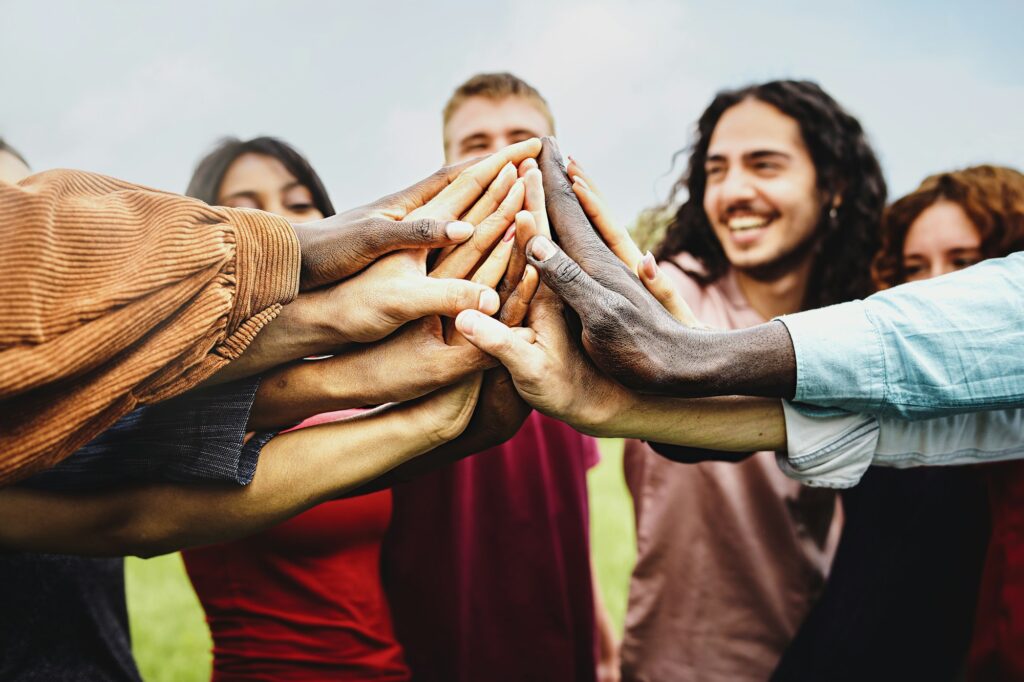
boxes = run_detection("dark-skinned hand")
[529,136,797,398]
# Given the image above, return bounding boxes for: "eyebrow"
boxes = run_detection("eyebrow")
[459,133,492,148]
[705,149,792,164]
[222,181,305,202]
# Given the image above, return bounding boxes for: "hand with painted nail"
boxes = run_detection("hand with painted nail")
[294,138,541,290]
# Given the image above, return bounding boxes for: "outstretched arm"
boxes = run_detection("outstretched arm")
[0,381,477,558]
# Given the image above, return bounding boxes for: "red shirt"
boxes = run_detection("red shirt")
[183,411,409,681]
[383,412,601,682]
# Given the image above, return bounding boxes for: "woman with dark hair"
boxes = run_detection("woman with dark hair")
[614,80,886,681]
[185,136,335,218]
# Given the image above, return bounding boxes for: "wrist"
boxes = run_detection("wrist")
[571,381,635,438]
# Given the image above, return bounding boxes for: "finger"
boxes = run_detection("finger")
[525,234,617,318]
[430,179,524,280]
[637,251,703,327]
[357,217,476,262]
[460,162,518,226]
[522,168,551,239]
[373,157,477,219]
[571,175,643,270]
[406,138,541,222]
[407,277,501,320]
[498,264,540,327]
[456,310,543,373]
[518,157,538,177]
[566,156,602,196]
[537,137,634,289]
[471,225,516,289]
[496,209,535,304]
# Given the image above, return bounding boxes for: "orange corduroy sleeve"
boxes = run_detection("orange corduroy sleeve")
[0,169,300,484]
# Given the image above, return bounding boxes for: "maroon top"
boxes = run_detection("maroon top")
[970,460,1024,680]
[383,412,601,682]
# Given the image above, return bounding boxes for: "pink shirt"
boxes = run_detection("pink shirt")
[620,255,842,682]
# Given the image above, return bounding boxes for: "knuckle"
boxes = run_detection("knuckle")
[442,280,468,311]
[551,257,584,286]
[408,218,437,242]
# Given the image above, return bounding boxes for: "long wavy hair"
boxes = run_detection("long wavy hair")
[185,136,335,217]
[872,165,1024,289]
[653,80,887,310]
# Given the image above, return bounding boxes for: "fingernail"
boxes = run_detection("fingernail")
[572,175,591,192]
[457,310,478,335]
[503,162,516,176]
[503,226,516,242]
[641,251,657,279]
[530,236,557,261]
[522,264,536,282]
[569,155,585,172]
[479,289,500,314]
[446,221,474,240]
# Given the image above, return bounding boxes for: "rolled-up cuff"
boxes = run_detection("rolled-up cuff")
[778,400,879,488]
[222,207,301,345]
[776,300,885,415]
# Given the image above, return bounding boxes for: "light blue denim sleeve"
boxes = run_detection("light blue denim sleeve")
[779,402,1024,489]
[777,251,1024,420]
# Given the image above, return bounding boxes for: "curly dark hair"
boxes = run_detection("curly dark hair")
[872,165,1024,289]
[185,136,335,217]
[653,80,887,310]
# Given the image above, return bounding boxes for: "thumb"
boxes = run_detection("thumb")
[411,277,501,320]
[525,235,609,318]
[361,217,476,255]
[455,310,539,375]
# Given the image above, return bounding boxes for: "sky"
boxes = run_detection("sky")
[2,0,1022,227]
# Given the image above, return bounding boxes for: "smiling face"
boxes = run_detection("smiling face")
[901,199,982,282]
[444,96,552,163]
[702,98,824,274]
[216,153,324,222]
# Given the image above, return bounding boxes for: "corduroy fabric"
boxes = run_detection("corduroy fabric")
[0,169,300,485]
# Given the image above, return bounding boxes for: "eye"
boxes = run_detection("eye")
[951,256,981,269]
[902,262,926,280]
[705,165,725,180]
[753,160,782,174]
[287,202,316,212]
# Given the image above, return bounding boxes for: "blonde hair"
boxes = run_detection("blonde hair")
[442,72,555,149]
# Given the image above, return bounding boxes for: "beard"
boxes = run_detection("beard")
[731,217,826,283]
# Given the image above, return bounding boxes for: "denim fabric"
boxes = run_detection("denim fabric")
[23,378,275,491]
[780,402,1024,488]
[778,251,1024,420]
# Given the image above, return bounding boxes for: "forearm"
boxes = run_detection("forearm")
[0,406,442,557]
[582,390,786,452]
[667,321,797,399]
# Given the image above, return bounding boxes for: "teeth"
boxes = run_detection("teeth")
[727,215,770,231]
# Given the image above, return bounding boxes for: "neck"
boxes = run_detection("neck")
[733,252,815,320]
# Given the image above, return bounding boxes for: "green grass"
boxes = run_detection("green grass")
[125,438,636,679]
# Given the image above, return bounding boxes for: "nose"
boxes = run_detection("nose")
[718,167,757,206]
